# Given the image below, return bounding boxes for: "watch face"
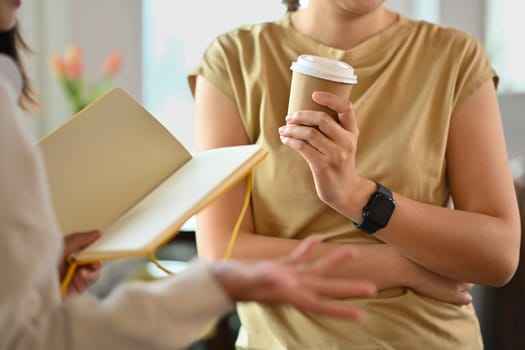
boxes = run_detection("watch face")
[365,193,395,228]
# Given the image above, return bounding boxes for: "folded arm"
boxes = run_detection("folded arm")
[193,76,473,304]
[279,81,520,287]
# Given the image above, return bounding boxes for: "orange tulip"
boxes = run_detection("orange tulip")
[64,62,83,80]
[102,51,123,76]
[63,45,83,79]
[49,54,65,77]
[64,44,83,67]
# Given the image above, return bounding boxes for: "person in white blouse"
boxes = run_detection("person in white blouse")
[0,1,376,349]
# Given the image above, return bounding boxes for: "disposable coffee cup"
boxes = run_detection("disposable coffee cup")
[288,54,357,121]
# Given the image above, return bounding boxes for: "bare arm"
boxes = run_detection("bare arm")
[279,81,520,287]
[389,80,520,286]
[194,76,472,304]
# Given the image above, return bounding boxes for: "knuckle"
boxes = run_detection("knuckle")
[317,116,330,130]
[304,127,317,139]
[296,140,308,151]
[294,111,306,118]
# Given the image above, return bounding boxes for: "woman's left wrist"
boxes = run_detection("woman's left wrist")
[339,176,377,223]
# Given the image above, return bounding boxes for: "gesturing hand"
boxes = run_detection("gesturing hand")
[59,230,103,297]
[211,236,376,320]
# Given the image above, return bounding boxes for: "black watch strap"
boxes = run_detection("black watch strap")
[375,182,392,197]
[354,212,382,233]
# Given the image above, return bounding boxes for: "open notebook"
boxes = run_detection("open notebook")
[38,88,267,264]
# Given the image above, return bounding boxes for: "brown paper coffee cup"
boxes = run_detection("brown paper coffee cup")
[288,55,357,121]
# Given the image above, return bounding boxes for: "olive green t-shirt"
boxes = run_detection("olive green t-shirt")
[189,13,494,350]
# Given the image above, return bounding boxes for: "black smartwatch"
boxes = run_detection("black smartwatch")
[353,182,396,234]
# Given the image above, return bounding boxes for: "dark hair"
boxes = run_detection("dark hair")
[0,23,36,110]
[282,0,300,12]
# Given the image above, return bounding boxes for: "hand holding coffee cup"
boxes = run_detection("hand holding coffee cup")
[287,55,357,122]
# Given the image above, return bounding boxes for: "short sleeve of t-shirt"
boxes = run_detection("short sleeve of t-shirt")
[188,31,245,103]
[448,30,497,109]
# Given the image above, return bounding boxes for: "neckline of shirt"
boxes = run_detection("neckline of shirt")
[274,12,414,64]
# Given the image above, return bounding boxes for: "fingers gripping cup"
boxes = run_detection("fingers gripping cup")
[288,55,357,121]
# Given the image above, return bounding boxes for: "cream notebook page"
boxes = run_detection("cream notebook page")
[38,88,266,263]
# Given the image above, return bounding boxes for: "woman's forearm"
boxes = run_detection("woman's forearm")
[373,195,519,286]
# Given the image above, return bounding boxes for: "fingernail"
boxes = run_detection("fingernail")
[278,126,286,134]
[285,115,292,122]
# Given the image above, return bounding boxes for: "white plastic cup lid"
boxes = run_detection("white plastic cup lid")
[290,54,358,84]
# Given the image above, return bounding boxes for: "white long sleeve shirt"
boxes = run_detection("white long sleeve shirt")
[0,54,233,350]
